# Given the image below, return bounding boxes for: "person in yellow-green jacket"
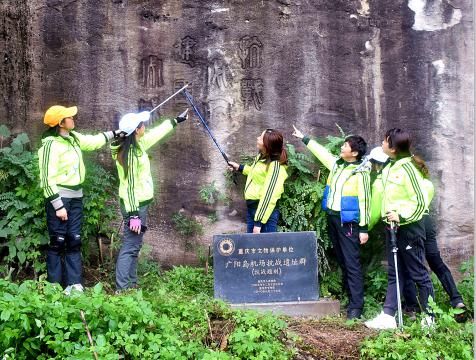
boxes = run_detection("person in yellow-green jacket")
[228,129,288,233]
[292,125,370,320]
[38,105,123,294]
[111,110,188,291]
[367,146,390,231]
[365,128,434,330]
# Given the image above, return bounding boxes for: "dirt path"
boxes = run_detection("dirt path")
[288,318,376,360]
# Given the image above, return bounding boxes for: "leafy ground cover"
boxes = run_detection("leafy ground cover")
[1,261,473,359]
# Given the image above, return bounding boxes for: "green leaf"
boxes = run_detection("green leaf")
[17,251,26,264]
[96,334,106,347]
[1,309,11,321]
[0,125,10,138]
[93,282,103,294]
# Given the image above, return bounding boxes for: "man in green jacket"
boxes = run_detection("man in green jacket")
[293,125,370,319]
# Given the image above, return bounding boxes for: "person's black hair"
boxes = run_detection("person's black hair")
[41,125,60,139]
[384,128,429,178]
[111,122,144,178]
[345,135,367,161]
[41,122,80,146]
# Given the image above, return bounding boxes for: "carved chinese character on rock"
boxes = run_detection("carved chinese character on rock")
[239,36,263,69]
[175,36,197,67]
[140,55,163,88]
[208,58,233,91]
[241,78,264,111]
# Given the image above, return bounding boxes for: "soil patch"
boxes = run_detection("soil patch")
[288,317,377,360]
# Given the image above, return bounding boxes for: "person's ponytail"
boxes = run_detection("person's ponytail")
[279,146,288,165]
[411,154,429,178]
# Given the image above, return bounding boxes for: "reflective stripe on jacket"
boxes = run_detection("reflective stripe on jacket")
[111,119,176,216]
[242,156,288,225]
[305,138,371,229]
[369,173,384,230]
[381,157,429,225]
[38,131,108,201]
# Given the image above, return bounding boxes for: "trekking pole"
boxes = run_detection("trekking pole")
[148,83,190,115]
[182,89,230,165]
[390,221,404,328]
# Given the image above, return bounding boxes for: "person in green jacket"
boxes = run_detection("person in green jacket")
[368,146,390,231]
[292,125,370,320]
[38,105,122,294]
[228,129,288,233]
[365,128,435,330]
[111,110,187,291]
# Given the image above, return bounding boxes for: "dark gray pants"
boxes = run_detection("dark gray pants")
[46,197,83,286]
[383,219,435,316]
[403,215,463,309]
[327,214,364,312]
[115,205,148,290]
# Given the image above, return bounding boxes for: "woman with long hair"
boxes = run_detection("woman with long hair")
[365,128,435,329]
[111,110,187,291]
[38,105,122,294]
[228,129,288,233]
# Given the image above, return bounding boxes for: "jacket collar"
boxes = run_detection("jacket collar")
[336,158,361,167]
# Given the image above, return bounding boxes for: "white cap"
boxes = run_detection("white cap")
[368,146,389,164]
[119,111,151,136]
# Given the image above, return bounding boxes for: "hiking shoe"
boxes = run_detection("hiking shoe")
[64,283,83,296]
[365,311,397,330]
[454,302,467,323]
[403,309,417,321]
[347,308,362,320]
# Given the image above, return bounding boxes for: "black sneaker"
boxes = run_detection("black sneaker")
[347,308,362,320]
[454,302,467,323]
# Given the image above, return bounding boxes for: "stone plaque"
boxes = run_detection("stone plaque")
[213,232,319,304]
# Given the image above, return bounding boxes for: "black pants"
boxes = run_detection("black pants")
[46,197,83,286]
[327,214,364,311]
[383,219,434,316]
[403,215,463,309]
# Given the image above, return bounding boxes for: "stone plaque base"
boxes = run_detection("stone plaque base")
[231,298,340,318]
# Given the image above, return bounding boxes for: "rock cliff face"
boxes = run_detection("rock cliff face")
[0,0,473,268]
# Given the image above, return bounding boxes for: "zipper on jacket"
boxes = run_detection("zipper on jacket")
[244,157,261,194]
[339,164,360,226]
[330,165,346,212]
[69,138,82,182]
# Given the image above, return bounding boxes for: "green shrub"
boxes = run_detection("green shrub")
[0,266,295,359]
[199,181,229,206]
[0,126,119,277]
[360,299,474,360]
[0,127,47,276]
[432,258,474,314]
[172,212,204,237]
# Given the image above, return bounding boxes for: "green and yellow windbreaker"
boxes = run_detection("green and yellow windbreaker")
[369,168,433,230]
[240,156,288,225]
[111,119,176,216]
[381,157,429,225]
[303,137,371,230]
[38,131,110,209]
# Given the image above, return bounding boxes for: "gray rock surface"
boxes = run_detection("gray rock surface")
[0,0,473,269]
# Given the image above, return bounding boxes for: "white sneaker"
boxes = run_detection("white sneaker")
[365,311,397,330]
[420,315,435,328]
[64,283,84,296]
